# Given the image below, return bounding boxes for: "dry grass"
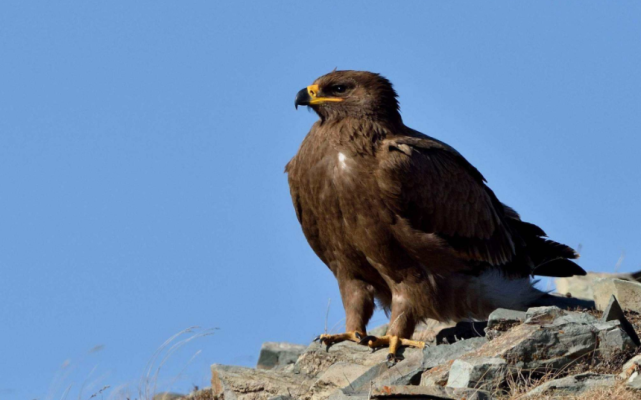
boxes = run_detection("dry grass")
[503,383,638,400]
[492,365,639,400]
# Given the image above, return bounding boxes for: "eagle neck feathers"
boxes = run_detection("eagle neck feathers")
[324,117,402,157]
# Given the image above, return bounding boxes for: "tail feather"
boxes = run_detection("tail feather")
[533,258,586,277]
[508,216,584,278]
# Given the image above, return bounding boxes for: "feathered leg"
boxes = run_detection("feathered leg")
[359,292,425,366]
[315,277,375,349]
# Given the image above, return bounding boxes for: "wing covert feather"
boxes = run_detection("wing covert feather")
[377,136,517,266]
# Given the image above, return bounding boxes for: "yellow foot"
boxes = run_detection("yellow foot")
[358,335,426,367]
[313,331,365,351]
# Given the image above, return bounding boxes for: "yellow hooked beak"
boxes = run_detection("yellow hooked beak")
[295,84,344,109]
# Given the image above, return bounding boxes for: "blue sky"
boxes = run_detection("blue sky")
[1,2,640,399]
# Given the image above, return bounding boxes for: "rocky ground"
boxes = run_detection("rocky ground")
[159,274,641,400]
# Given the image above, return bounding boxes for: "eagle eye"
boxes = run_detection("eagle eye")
[331,85,347,94]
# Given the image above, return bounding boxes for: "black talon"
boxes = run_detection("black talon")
[358,335,376,346]
[386,353,402,367]
[385,353,398,368]
[354,332,363,340]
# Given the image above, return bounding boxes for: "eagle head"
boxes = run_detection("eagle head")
[295,70,400,122]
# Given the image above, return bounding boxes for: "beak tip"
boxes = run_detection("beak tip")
[295,87,311,110]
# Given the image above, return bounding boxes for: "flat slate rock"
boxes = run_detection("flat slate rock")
[257,342,307,370]
[524,372,617,397]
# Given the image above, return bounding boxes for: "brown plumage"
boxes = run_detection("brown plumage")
[286,70,585,363]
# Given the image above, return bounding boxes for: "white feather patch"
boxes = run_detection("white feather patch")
[476,270,543,312]
[338,152,348,170]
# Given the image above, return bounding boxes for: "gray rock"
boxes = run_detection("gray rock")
[487,308,526,330]
[211,364,302,400]
[419,337,489,387]
[602,295,641,346]
[549,311,598,326]
[524,306,565,325]
[594,278,641,313]
[293,340,393,377]
[369,346,425,386]
[311,362,372,397]
[597,320,638,359]
[524,372,617,397]
[257,342,306,370]
[420,365,452,387]
[485,309,526,340]
[505,321,597,370]
[423,337,489,369]
[423,309,637,385]
[446,357,506,391]
[295,340,424,398]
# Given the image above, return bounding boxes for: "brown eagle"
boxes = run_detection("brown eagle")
[286,70,585,364]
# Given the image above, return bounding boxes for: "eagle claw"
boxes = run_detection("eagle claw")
[386,353,403,367]
[357,335,378,346]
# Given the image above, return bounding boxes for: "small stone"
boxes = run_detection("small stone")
[486,308,526,340]
[524,372,617,397]
[446,357,507,391]
[594,278,641,313]
[524,306,565,324]
[257,341,306,370]
[487,308,526,330]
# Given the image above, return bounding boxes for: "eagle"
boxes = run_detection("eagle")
[286,70,586,365]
